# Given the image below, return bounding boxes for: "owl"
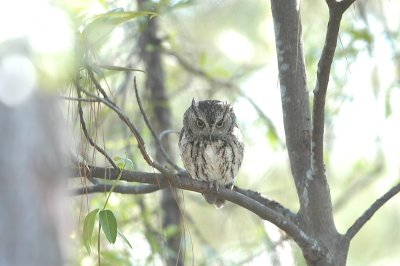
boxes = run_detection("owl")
[179,99,244,208]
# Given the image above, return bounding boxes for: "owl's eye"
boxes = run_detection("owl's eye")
[196,119,205,128]
[216,120,224,128]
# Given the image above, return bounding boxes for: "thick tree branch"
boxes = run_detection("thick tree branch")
[71,164,297,218]
[71,183,161,195]
[312,0,357,177]
[335,0,357,11]
[270,2,359,264]
[311,3,347,178]
[70,164,325,259]
[271,0,311,212]
[345,182,400,240]
[235,187,296,220]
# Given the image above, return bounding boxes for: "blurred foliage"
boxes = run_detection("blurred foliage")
[2,0,398,265]
[71,0,399,265]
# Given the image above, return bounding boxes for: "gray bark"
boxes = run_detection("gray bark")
[137,1,183,265]
[270,0,354,265]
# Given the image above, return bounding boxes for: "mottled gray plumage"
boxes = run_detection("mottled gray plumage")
[179,99,244,208]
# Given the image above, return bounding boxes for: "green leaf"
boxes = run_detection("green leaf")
[82,10,158,47]
[114,156,134,170]
[83,208,100,254]
[99,209,118,244]
[117,229,133,249]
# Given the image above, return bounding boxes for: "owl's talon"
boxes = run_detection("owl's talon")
[215,181,220,193]
[177,169,189,178]
[208,180,219,193]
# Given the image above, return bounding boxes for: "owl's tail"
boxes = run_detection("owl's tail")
[203,193,225,208]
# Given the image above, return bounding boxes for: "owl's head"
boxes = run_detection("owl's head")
[183,99,236,138]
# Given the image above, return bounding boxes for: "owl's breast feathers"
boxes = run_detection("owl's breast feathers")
[179,128,244,187]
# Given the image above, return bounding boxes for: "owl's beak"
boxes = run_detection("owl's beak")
[209,127,214,141]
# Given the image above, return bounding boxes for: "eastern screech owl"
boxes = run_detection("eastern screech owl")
[179,99,244,208]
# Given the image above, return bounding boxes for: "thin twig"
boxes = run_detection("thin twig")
[58,96,101,103]
[133,77,182,172]
[345,182,400,240]
[86,65,110,99]
[74,80,172,178]
[159,129,181,140]
[76,86,118,169]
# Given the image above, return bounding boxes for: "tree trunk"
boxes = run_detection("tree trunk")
[137,1,183,265]
[270,0,350,264]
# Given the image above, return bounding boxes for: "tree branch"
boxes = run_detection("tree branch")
[338,0,357,11]
[345,182,400,240]
[76,87,118,169]
[70,163,294,220]
[270,0,311,211]
[235,187,296,220]
[311,3,347,178]
[312,0,357,177]
[74,79,172,178]
[71,183,162,195]
[59,96,101,103]
[70,163,325,259]
[133,77,182,172]
[86,65,110,100]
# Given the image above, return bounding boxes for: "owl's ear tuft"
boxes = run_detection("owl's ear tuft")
[222,103,233,118]
[191,98,200,115]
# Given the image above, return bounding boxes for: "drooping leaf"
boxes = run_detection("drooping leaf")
[114,156,134,170]
[83,208,100,254]
[99,209,118,244]
[82,10,158,47]
[117,229,133,249]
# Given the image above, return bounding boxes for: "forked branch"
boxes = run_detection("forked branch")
[74,77,171,177]
[70,163,325,258]
[312,0,356,177]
